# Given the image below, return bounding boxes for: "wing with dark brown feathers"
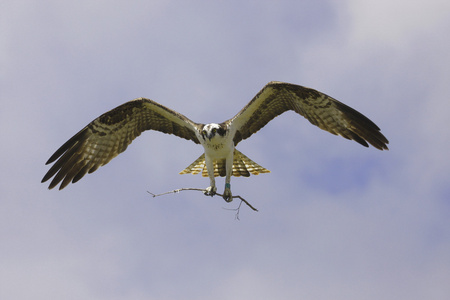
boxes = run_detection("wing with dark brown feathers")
[228,81,389,150]
[42,98,202,190]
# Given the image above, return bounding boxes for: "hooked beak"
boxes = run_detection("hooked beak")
[201,131,215,141]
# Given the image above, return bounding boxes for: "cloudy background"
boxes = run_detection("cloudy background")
[1,0,450,299]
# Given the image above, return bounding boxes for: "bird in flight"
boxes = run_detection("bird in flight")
[42,81,389,201]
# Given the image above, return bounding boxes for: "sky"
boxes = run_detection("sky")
[1,0,450,299]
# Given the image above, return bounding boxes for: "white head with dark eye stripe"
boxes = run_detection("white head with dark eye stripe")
[201,123,226,141]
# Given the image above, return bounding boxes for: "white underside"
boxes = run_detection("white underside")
[196,124,236,201]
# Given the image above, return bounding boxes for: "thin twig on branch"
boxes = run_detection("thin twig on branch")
[147,188,258,218]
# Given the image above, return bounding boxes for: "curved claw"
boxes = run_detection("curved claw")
[204,186,217,197]
[223,188,232,202]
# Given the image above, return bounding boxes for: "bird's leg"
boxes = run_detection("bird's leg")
[222,152,233,202]
[205,178,217,196]
[223,182,232,202]
[204,156,217,196]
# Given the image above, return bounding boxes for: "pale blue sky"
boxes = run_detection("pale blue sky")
[1,1,450,299]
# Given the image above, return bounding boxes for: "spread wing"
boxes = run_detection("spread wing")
[42,98,202,190]
[228,81,389,150]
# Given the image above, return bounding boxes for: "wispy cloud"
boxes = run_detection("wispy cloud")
[1,0,449,299]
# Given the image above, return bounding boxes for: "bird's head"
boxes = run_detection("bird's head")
[201,123,226,141]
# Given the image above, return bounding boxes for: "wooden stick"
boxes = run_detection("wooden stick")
[148,188,258,218]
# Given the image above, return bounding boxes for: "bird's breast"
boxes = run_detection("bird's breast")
[202,140,234,160]
[205,143,224,150]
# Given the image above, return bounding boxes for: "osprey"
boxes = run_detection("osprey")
[42,81,389,201]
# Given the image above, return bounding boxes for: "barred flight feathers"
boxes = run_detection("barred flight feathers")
[229,81,388,150]
[42,98,201,190]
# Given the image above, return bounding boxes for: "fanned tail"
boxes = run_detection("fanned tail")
[179,149,270,177]
[179,153,205,175]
